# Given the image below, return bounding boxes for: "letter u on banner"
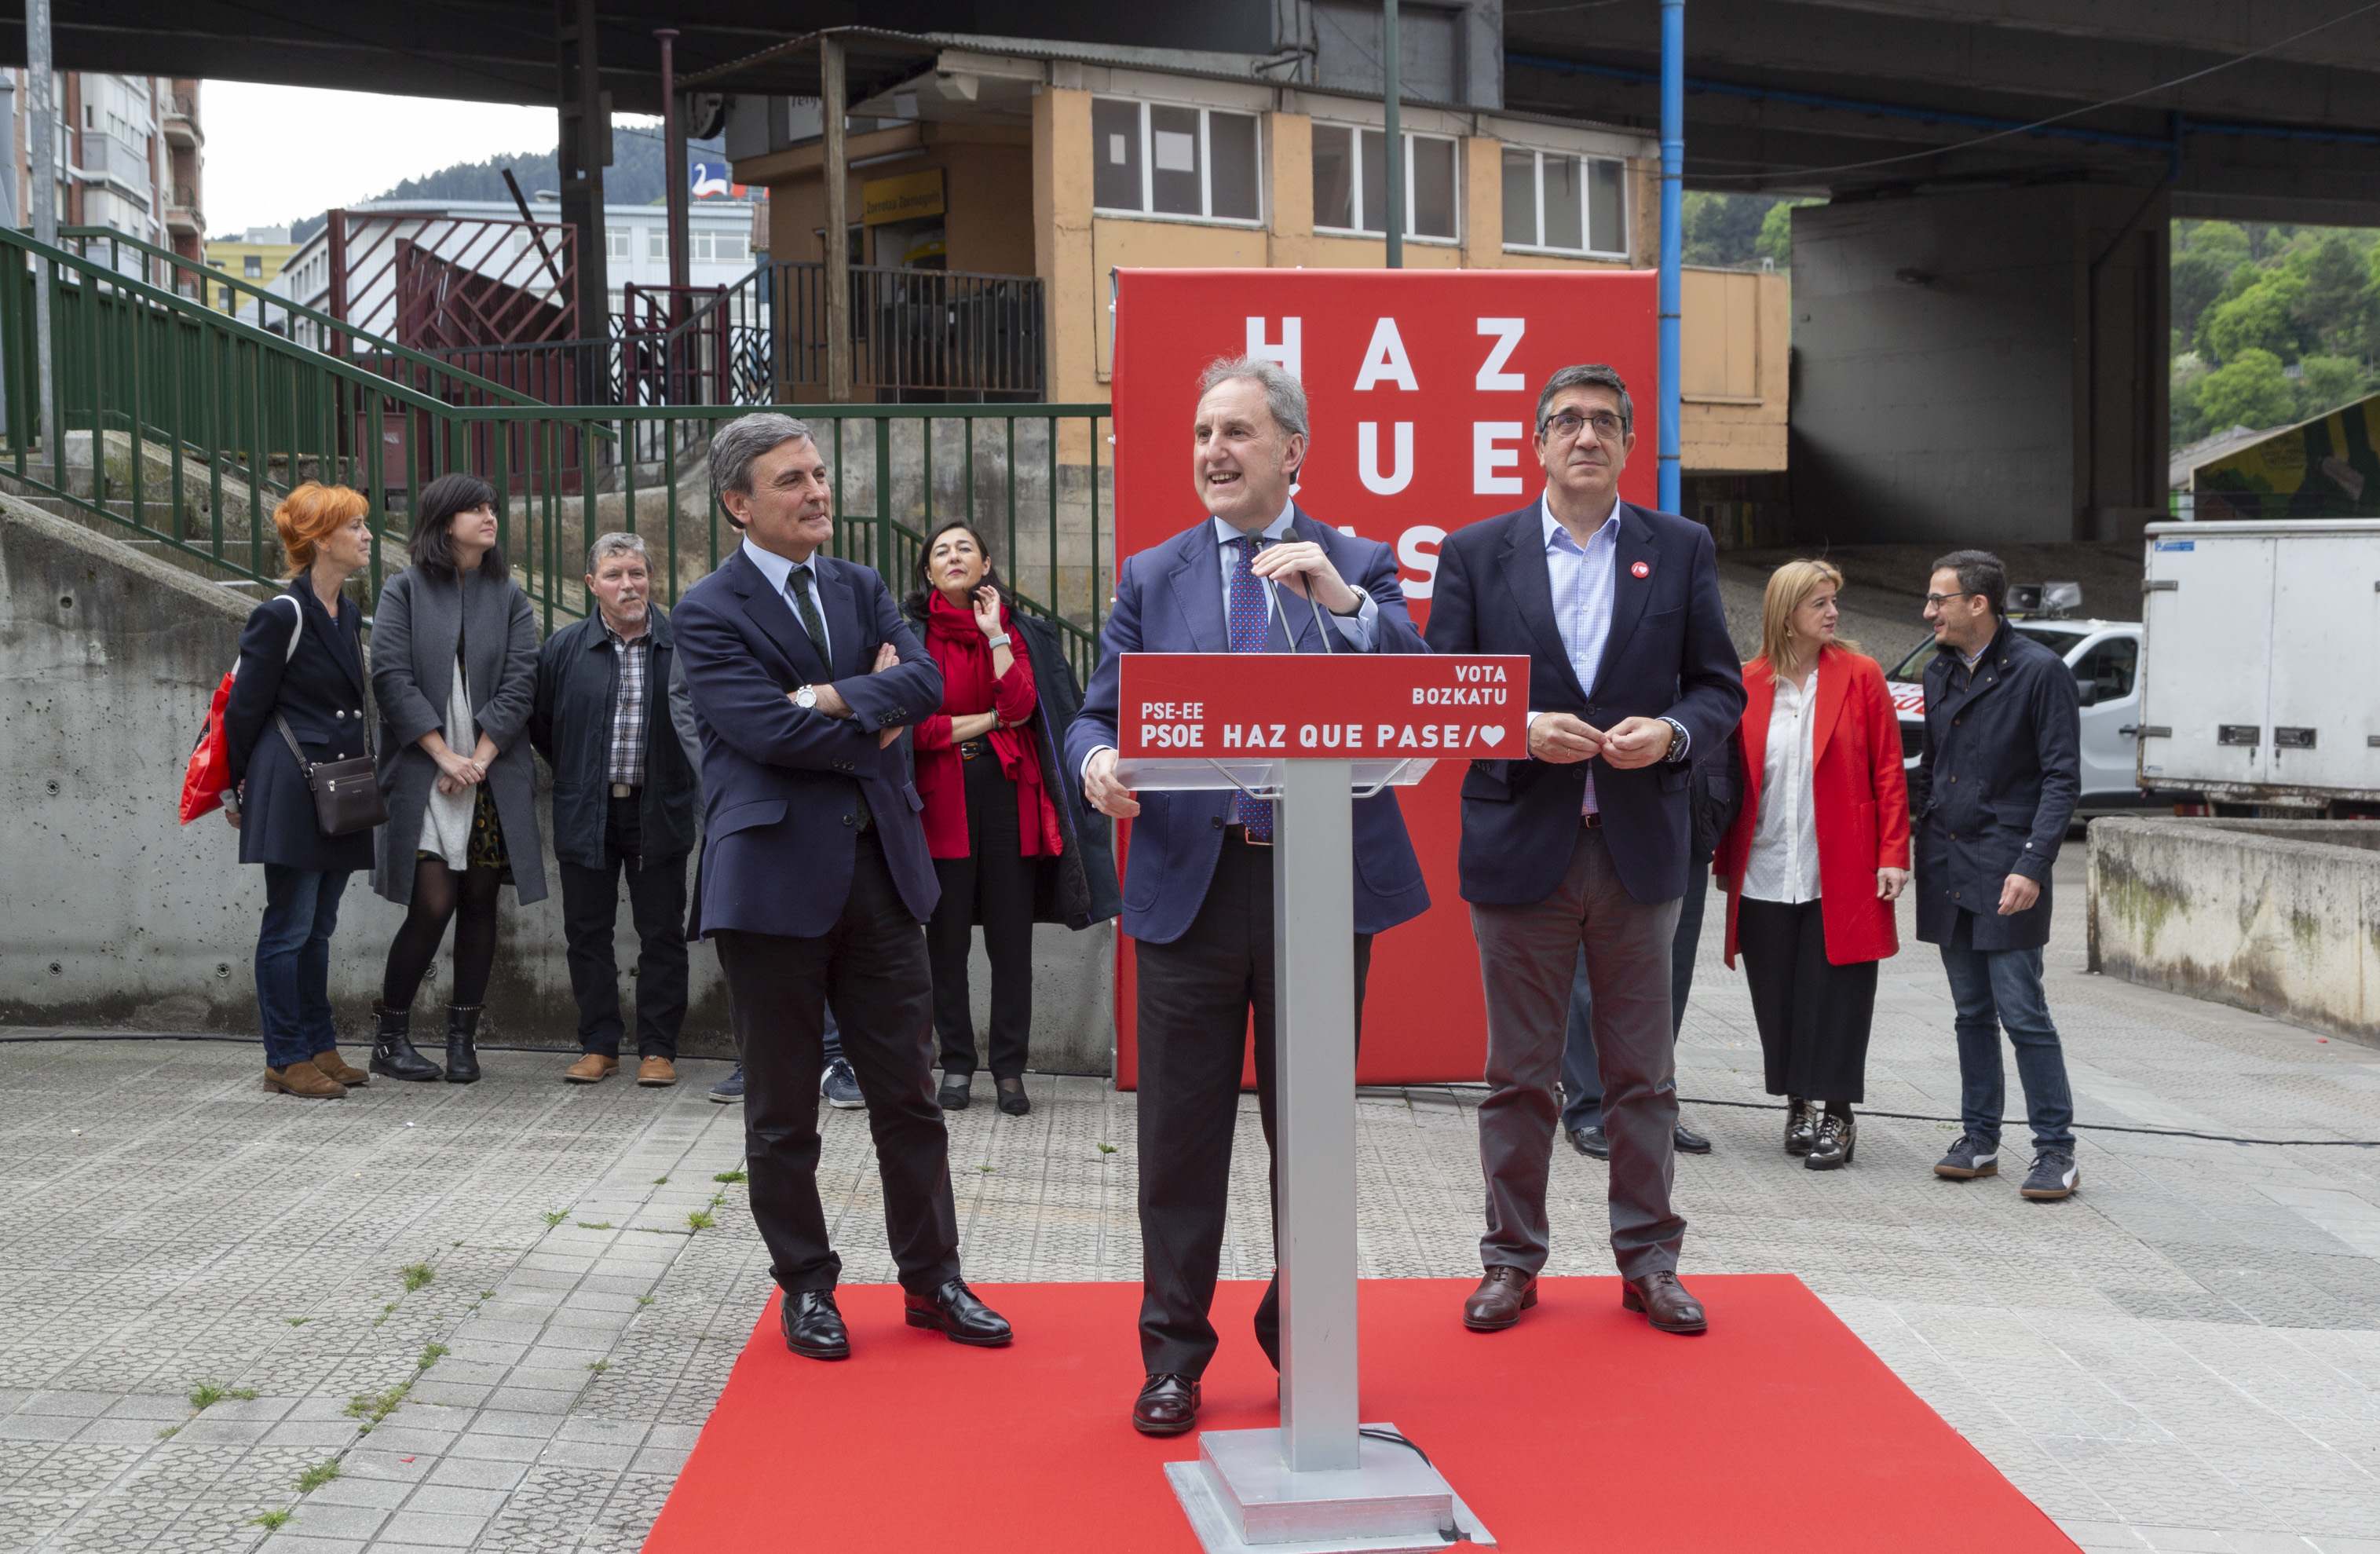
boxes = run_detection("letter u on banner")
[1358,422,1413,495]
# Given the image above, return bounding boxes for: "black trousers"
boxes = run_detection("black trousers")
[558,795,689,1059]
[926,746,1037,1080]
[1736,897,1878,1104]
[711,832,960,1298]
[1134,837,1372,1380]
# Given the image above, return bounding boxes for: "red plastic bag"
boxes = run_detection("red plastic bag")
[179,671,238,824]
[181,595,302,826]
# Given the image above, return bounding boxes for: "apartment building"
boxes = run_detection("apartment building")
[2,69,203,269]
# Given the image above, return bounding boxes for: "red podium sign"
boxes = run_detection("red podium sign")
[1117,653,1529,762]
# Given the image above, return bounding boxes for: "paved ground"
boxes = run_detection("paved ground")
[3,850,2377,1553]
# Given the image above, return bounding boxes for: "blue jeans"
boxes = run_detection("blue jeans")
[1939,911,2075,1152]
[257,865,351,1068]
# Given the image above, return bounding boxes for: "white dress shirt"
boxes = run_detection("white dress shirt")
[740,535,830,661]
[1742,665,1822,904]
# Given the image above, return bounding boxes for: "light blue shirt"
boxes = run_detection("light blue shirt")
[740,536,830,662]
[1529,492,1686,814]
[1211,500,1378,652]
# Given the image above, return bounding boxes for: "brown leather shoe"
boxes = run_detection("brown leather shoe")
[1621,1271,1709,1334]
[1132,1373,1200,1435]
[637,1056,678,1088]
[565,1053,619,1084]
[312,1049,368,1087]
[1461,1267,1537,1331]
[263,1061,346,1099]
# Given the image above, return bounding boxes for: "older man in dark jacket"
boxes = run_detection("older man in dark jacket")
[1909,550,2083,1201]
[531,533,703,1088]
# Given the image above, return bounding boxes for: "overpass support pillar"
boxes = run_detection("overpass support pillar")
[1789,181,2170,548]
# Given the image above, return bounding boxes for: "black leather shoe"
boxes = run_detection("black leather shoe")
[1807,1110,1856,1170]
[996,1077,1031,1116]
[1673,1118,1713,1154]
[781,1289,850,1360]
[1133,1373,1201,1435]
[443,1004,483,1085]
[938,1072,971,1111]
[1783,1097,1817,1157]
[1567,1125,1610,1160]
[902,1278,1013,1347]
[367,1000,441,1082]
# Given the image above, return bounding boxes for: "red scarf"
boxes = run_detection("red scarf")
[923,591,1060,854]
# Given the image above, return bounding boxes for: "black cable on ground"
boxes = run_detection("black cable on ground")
[1384,1083,2380,1150]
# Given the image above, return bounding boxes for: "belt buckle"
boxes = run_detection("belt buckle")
[610,782,634,799]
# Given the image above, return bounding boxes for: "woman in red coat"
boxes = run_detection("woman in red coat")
[1713,560,1911,1170]
[905,521,1065,1117]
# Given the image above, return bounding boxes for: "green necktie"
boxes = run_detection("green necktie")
[791,568,870,831]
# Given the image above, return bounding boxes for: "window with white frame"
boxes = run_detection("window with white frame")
[691,229,750,264]
[605,227,630,261]
[1501,148,1626,256]
[1311,125,1458,241]
[648,227,668,261]
[1091,98,1262,223]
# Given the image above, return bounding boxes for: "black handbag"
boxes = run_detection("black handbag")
[276,711,388,836]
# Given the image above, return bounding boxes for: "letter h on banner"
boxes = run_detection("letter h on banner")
[1245,316,1302,380]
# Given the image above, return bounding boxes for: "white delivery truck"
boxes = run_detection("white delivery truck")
[2136,518,2380,816]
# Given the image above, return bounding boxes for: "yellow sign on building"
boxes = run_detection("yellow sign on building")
[862,168,945,227]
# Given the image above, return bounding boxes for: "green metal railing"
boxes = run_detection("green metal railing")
[0,227,1112,678]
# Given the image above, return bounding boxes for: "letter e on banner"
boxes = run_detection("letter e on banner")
[1474,422,1524,495]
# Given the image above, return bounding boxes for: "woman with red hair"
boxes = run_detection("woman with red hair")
[223,482,378,1098]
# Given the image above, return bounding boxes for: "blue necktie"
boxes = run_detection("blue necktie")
[1227,536,1274,842]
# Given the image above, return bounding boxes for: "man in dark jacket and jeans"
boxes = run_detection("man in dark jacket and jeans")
[532,532,704,1087]
[1910,550,2083,1201]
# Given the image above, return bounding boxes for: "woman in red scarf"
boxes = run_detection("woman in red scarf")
[907,521,1065,1116]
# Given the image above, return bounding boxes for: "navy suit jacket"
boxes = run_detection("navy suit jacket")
[1065,508,1431,945]
[673,546,943,938]
[1424,499,1746,906]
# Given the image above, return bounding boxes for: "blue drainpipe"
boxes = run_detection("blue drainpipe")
[1658,0,1684,514]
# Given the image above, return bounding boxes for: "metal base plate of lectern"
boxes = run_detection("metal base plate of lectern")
[1164,1424,1496,1554]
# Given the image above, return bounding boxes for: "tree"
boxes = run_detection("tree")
[1756,199,1815,270]
[2294,355,2372,421]
[2293,233,2378,359]
[2192,349,2298,433]
[2199,271,2310,364]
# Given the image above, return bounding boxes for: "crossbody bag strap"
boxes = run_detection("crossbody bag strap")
[273,711,318,790]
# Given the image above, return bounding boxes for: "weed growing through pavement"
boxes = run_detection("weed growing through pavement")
[345,1384,408,1432]
[249,1509,291,1530]
[713,1168,747,1184]
[636,1296,655,1307]
[1097,1143,1117,1155]
[371,1300,399,1328]
[685,1209,715,1231]
[188,1382,225,1411]
[295,1460,340,1493]
[416,1343,449,1371]
[543,1209,568,1227]
[587,1359,609,1373]
[227,1388,257,1401]
[283,1317,311,1327]
[653,1176,670,1185]
[576,1222,614,1230]
[154,1425,178,1439]
[400,1262,433,1293]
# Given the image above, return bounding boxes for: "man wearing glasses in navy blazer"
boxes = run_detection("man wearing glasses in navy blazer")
[1424,364,1745,1340]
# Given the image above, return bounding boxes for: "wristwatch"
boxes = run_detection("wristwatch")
[794,685,818,710]
[985,632,1012,651]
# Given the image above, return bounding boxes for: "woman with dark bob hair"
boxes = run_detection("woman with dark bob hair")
[367,471,548,1084]
[901,520,1120,1116]
[222,482,378,1097]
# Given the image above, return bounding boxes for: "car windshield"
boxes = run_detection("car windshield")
[1887,624,2088,682]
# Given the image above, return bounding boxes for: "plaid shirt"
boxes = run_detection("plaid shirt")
[603,622,652,788]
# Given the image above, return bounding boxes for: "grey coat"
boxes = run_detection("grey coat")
[369,562,549,905]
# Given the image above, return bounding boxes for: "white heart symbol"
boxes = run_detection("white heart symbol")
[1477,726,1506,747]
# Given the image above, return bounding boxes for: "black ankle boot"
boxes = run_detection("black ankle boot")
[369,1000,443,1082]
[443,1004,484,1085]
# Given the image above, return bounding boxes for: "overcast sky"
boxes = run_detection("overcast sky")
[202,82,659,237]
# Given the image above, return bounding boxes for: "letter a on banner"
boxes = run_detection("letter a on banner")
[1246,317,1302,380]
[1353,318,1419,391]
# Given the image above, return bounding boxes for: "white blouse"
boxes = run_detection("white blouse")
[1742,666,1821,904]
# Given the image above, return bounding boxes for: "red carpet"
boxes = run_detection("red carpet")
[643,1277,2075,1552]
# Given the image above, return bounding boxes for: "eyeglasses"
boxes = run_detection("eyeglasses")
[1923,591,1980,608]
[1543,410,1625,442]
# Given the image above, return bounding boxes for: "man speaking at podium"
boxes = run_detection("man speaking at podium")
[1425,364,1744,1338]
[1068,357,1430,1436]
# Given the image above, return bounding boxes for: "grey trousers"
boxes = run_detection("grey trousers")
[1472,824,1685,1282]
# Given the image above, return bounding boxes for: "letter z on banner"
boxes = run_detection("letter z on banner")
[1107,268,1658,1088]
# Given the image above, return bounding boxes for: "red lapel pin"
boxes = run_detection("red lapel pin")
[1631,561,1651,579]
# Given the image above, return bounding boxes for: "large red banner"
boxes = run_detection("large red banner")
[1109,267,1658,1086]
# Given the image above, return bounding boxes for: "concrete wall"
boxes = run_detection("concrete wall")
[1790,182,2169,547]
[0,492,1115,1073]
[2088,817,2380,1047]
